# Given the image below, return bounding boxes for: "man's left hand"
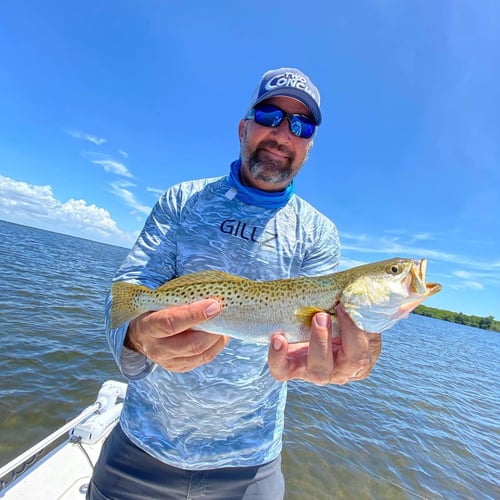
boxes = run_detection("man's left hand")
[267,305,382,385]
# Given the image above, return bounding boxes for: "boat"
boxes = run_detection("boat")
[0,380,127,499]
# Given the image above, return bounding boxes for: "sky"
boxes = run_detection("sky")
[0,1,499,319]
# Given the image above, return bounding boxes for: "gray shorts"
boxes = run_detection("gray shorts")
[87,424,285,500]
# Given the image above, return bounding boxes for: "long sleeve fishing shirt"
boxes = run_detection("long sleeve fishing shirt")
[105,173,340,470]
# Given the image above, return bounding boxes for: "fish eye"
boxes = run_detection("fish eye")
[387,264,402,275]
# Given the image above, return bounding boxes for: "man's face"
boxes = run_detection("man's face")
[238,96,314,192]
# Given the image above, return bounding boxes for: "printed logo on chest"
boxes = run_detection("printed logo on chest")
[220,219,277,248]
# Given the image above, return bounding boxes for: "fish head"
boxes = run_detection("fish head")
[339,258,442,333]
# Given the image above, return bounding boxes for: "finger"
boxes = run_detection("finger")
[151,299,221,338]
[157,335,229,372]
[368,332,382,363]
[346,333,382,382]
[158,329,226,357]
[307,313,333,385]
[331,305,371,383]
[336,304,371,366]
[268,334,290,382]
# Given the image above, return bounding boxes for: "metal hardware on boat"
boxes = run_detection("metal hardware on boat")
[0,380,127,493]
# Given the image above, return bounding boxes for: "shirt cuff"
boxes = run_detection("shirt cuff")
[120,346,155,379]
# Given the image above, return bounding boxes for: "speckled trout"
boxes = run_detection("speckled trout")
[110,257,441,343]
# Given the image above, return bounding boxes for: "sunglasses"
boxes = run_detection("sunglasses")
[246,103,316,139]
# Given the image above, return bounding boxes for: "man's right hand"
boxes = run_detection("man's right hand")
[124,299,228,372]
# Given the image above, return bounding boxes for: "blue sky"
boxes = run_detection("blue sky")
[1,1,499,319]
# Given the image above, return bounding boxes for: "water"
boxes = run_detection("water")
[0,220,498,499]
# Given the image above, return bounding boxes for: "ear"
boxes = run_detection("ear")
[238,119,246,142]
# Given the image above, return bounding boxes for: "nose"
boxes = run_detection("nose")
[270,118,292,141]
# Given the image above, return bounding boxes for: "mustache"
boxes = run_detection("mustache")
[256,140,294,159]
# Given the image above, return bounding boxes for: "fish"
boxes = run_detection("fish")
[109,257,442,343]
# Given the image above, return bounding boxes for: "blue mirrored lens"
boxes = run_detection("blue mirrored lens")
[289,116,315,139]
[254,106,284,128]
[252,104,316,139]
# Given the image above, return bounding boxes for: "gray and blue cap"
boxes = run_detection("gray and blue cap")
[247,67,322,125]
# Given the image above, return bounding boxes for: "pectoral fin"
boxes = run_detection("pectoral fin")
[294,306,326,327]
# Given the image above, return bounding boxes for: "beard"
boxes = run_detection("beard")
[241,139,297,185]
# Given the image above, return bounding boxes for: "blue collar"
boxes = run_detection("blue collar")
[226,159,294,209]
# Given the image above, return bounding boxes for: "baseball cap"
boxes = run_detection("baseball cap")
[246,67,322,125]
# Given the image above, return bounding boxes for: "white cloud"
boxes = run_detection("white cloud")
[0,174,135,247]
[118,149,129,158]
[339,229,500,303]
[383,229,436,242]
[67,129,107,145]
[454,270,474,279]
[81,152,133,178]
[341,235,456,262]
[414,233,432,241]
[452,269,500,289]
[448,280,485,291]
[110,181,151,216]
[340,232,368,242]
[454,269,500,281]
[92,159,133,178]
[146,186,165,197]
[463,281,484,290]
[339,257,367,270]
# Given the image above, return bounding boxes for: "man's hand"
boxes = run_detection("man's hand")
[268,305,382,385]
[124,299,229,372]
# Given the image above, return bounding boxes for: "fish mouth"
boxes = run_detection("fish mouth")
[411,259,442,297]
[425,282,442,296]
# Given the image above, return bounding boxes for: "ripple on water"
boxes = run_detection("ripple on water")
[0,222,499,499]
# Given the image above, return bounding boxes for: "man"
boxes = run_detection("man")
[88,68,381,499]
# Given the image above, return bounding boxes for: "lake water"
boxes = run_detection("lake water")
[0,219,498,499]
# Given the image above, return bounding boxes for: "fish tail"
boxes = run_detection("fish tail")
[110,281,149,330]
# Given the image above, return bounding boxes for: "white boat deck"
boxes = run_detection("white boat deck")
[1,434,108,499]
[0,381,126,500]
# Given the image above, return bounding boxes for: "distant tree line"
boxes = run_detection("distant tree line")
[413,305,500,332]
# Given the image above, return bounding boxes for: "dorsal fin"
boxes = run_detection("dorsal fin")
[157,270,250,291]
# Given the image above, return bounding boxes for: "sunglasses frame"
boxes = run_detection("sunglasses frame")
[246,103,317,139]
